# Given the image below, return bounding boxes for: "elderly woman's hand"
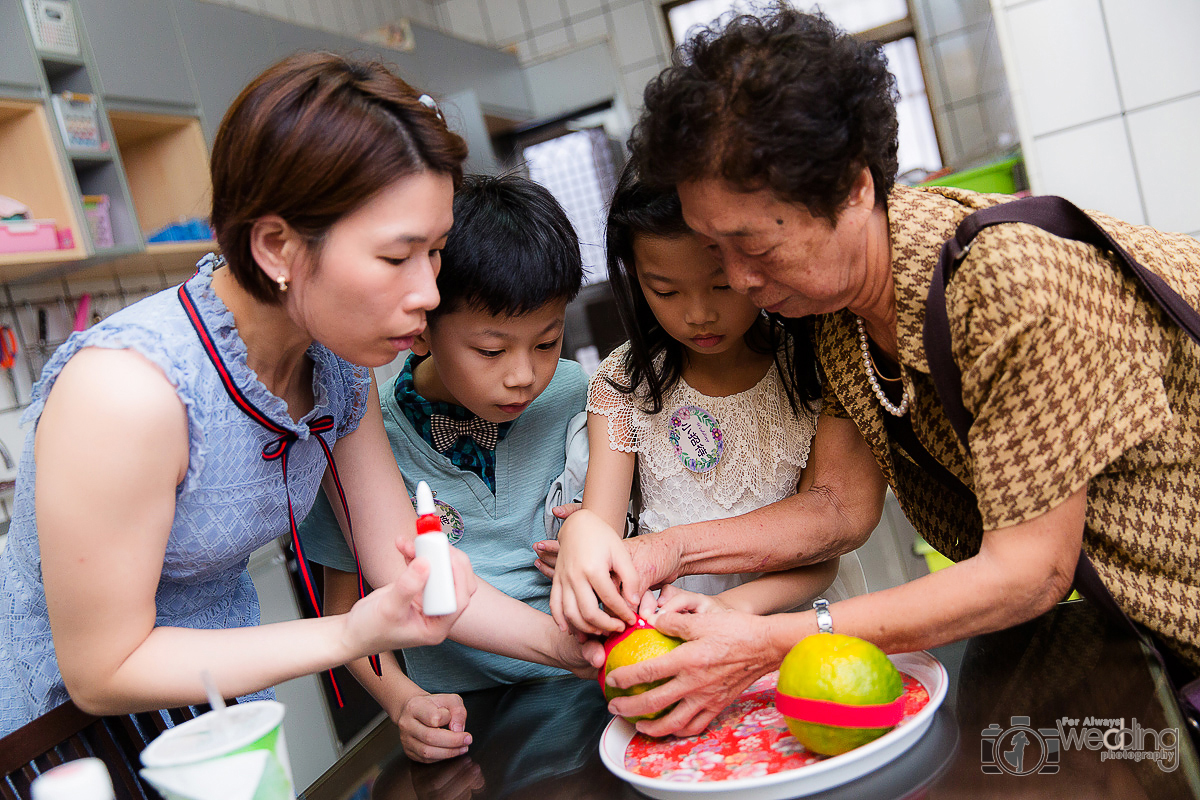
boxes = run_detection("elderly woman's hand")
[624,529,685,595]
[602,608,787,737]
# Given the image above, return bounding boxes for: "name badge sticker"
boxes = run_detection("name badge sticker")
[410,494,466,543]
[669,405,724,473]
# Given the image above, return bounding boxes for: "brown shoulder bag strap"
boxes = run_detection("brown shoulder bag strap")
[922,194,1200,724]
[924,194,1200,447]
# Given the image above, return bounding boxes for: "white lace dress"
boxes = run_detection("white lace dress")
[588,343,866,603]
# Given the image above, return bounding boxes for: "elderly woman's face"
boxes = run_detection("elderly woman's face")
[677,172,877,319]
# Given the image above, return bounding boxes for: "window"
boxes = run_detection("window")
[522,127,621,286]
[662,0,942,177]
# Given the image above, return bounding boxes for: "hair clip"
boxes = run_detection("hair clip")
[418,94,444,121]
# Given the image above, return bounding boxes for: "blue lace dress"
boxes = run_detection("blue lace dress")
[0,255,371,736]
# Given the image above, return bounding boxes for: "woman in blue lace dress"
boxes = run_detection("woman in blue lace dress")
[0,53,489,736]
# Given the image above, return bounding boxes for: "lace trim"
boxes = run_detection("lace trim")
[587,343,817,508]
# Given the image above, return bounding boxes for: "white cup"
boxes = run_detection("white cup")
[139,700,295,800]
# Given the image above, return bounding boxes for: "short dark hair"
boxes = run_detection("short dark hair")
[430,174,583,321]
[211,51,468,304]
[630,7,899,222]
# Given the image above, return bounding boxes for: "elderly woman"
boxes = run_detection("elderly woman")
[569,9,1200,737]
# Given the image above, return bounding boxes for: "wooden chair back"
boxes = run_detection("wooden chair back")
[0,701,213,799]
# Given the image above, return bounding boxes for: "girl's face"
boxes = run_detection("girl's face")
[289,171,454,367]
[632,232,763,358]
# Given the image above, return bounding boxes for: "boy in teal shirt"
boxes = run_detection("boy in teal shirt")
[299,175,589,762]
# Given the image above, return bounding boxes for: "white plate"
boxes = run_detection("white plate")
[599,651,948,800]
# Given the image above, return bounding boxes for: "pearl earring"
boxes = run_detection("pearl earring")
[276,274,289,293]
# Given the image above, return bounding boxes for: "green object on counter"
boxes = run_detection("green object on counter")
[922,155,1022,194]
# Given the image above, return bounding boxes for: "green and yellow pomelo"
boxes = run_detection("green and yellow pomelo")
[778,634,903,756]
[601,626,683,723]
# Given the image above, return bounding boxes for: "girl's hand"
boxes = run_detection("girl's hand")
[397,692,473,763]
[532,539,559,578]
[343,546,476,656]
[654,586,734,616]
[550,510,641,636]
[604,609,782,738]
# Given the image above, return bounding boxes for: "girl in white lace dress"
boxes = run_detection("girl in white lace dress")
[545,166,866,636]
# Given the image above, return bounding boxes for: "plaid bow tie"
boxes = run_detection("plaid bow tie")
[430,413,500,452]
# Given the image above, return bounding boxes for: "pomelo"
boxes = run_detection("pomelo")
[777,633,903,756]
[600,622,683,724]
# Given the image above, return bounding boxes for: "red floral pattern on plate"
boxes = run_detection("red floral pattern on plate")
[624,670,929,782]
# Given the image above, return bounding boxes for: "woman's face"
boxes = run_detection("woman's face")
[677,171,877,319]
[290,171,454,367]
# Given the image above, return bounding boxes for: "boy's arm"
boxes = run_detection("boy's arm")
[713,560,840,615]
[324,568,471,763]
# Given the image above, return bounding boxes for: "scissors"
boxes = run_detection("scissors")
[0,326,15,370]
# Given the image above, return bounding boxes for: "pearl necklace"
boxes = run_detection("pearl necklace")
[856,317,910,417]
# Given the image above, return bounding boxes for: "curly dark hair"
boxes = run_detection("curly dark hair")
[629,6,899,223]
[604,161,801,415]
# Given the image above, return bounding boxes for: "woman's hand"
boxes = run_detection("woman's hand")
[549,509,641,636]
[343,544,476,657]
[397,692,473,763]
[602,609,785,737]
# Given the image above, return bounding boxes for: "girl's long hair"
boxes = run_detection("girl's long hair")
[604,162,816,414]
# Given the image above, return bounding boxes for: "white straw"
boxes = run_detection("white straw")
[200,669,230,737]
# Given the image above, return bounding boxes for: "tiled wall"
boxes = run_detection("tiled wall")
[197,0,1017,170]
[430,0,674,116]
[913,0,1018,169]
[0,267,195,495]
[431,0,1017,169]
[199,0,442,34]
[993,0,1200,236]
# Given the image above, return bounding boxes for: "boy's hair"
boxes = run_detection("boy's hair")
[430,174,583,321]
[604,161,801,414]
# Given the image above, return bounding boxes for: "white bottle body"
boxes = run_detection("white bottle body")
[31,758,115,800]
[414,531,457,615]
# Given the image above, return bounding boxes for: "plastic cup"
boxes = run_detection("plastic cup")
[139,700,295,800]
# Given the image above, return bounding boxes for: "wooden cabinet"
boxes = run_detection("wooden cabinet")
[0,0,213,283]
[74,0,194,109]
[171,0,278,146]
[0,98,86,278]
[0,0,41,95]
[0,0,530,284]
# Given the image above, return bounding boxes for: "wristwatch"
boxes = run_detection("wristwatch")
[813,598,833,634]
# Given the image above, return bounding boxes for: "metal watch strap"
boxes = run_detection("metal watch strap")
[813,598,833,633]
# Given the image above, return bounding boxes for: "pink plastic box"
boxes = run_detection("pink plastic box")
[0,219,60,253]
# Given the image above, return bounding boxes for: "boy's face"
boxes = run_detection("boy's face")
[414,300,567,423]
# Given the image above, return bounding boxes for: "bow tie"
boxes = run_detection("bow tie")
[430,413,500,452]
